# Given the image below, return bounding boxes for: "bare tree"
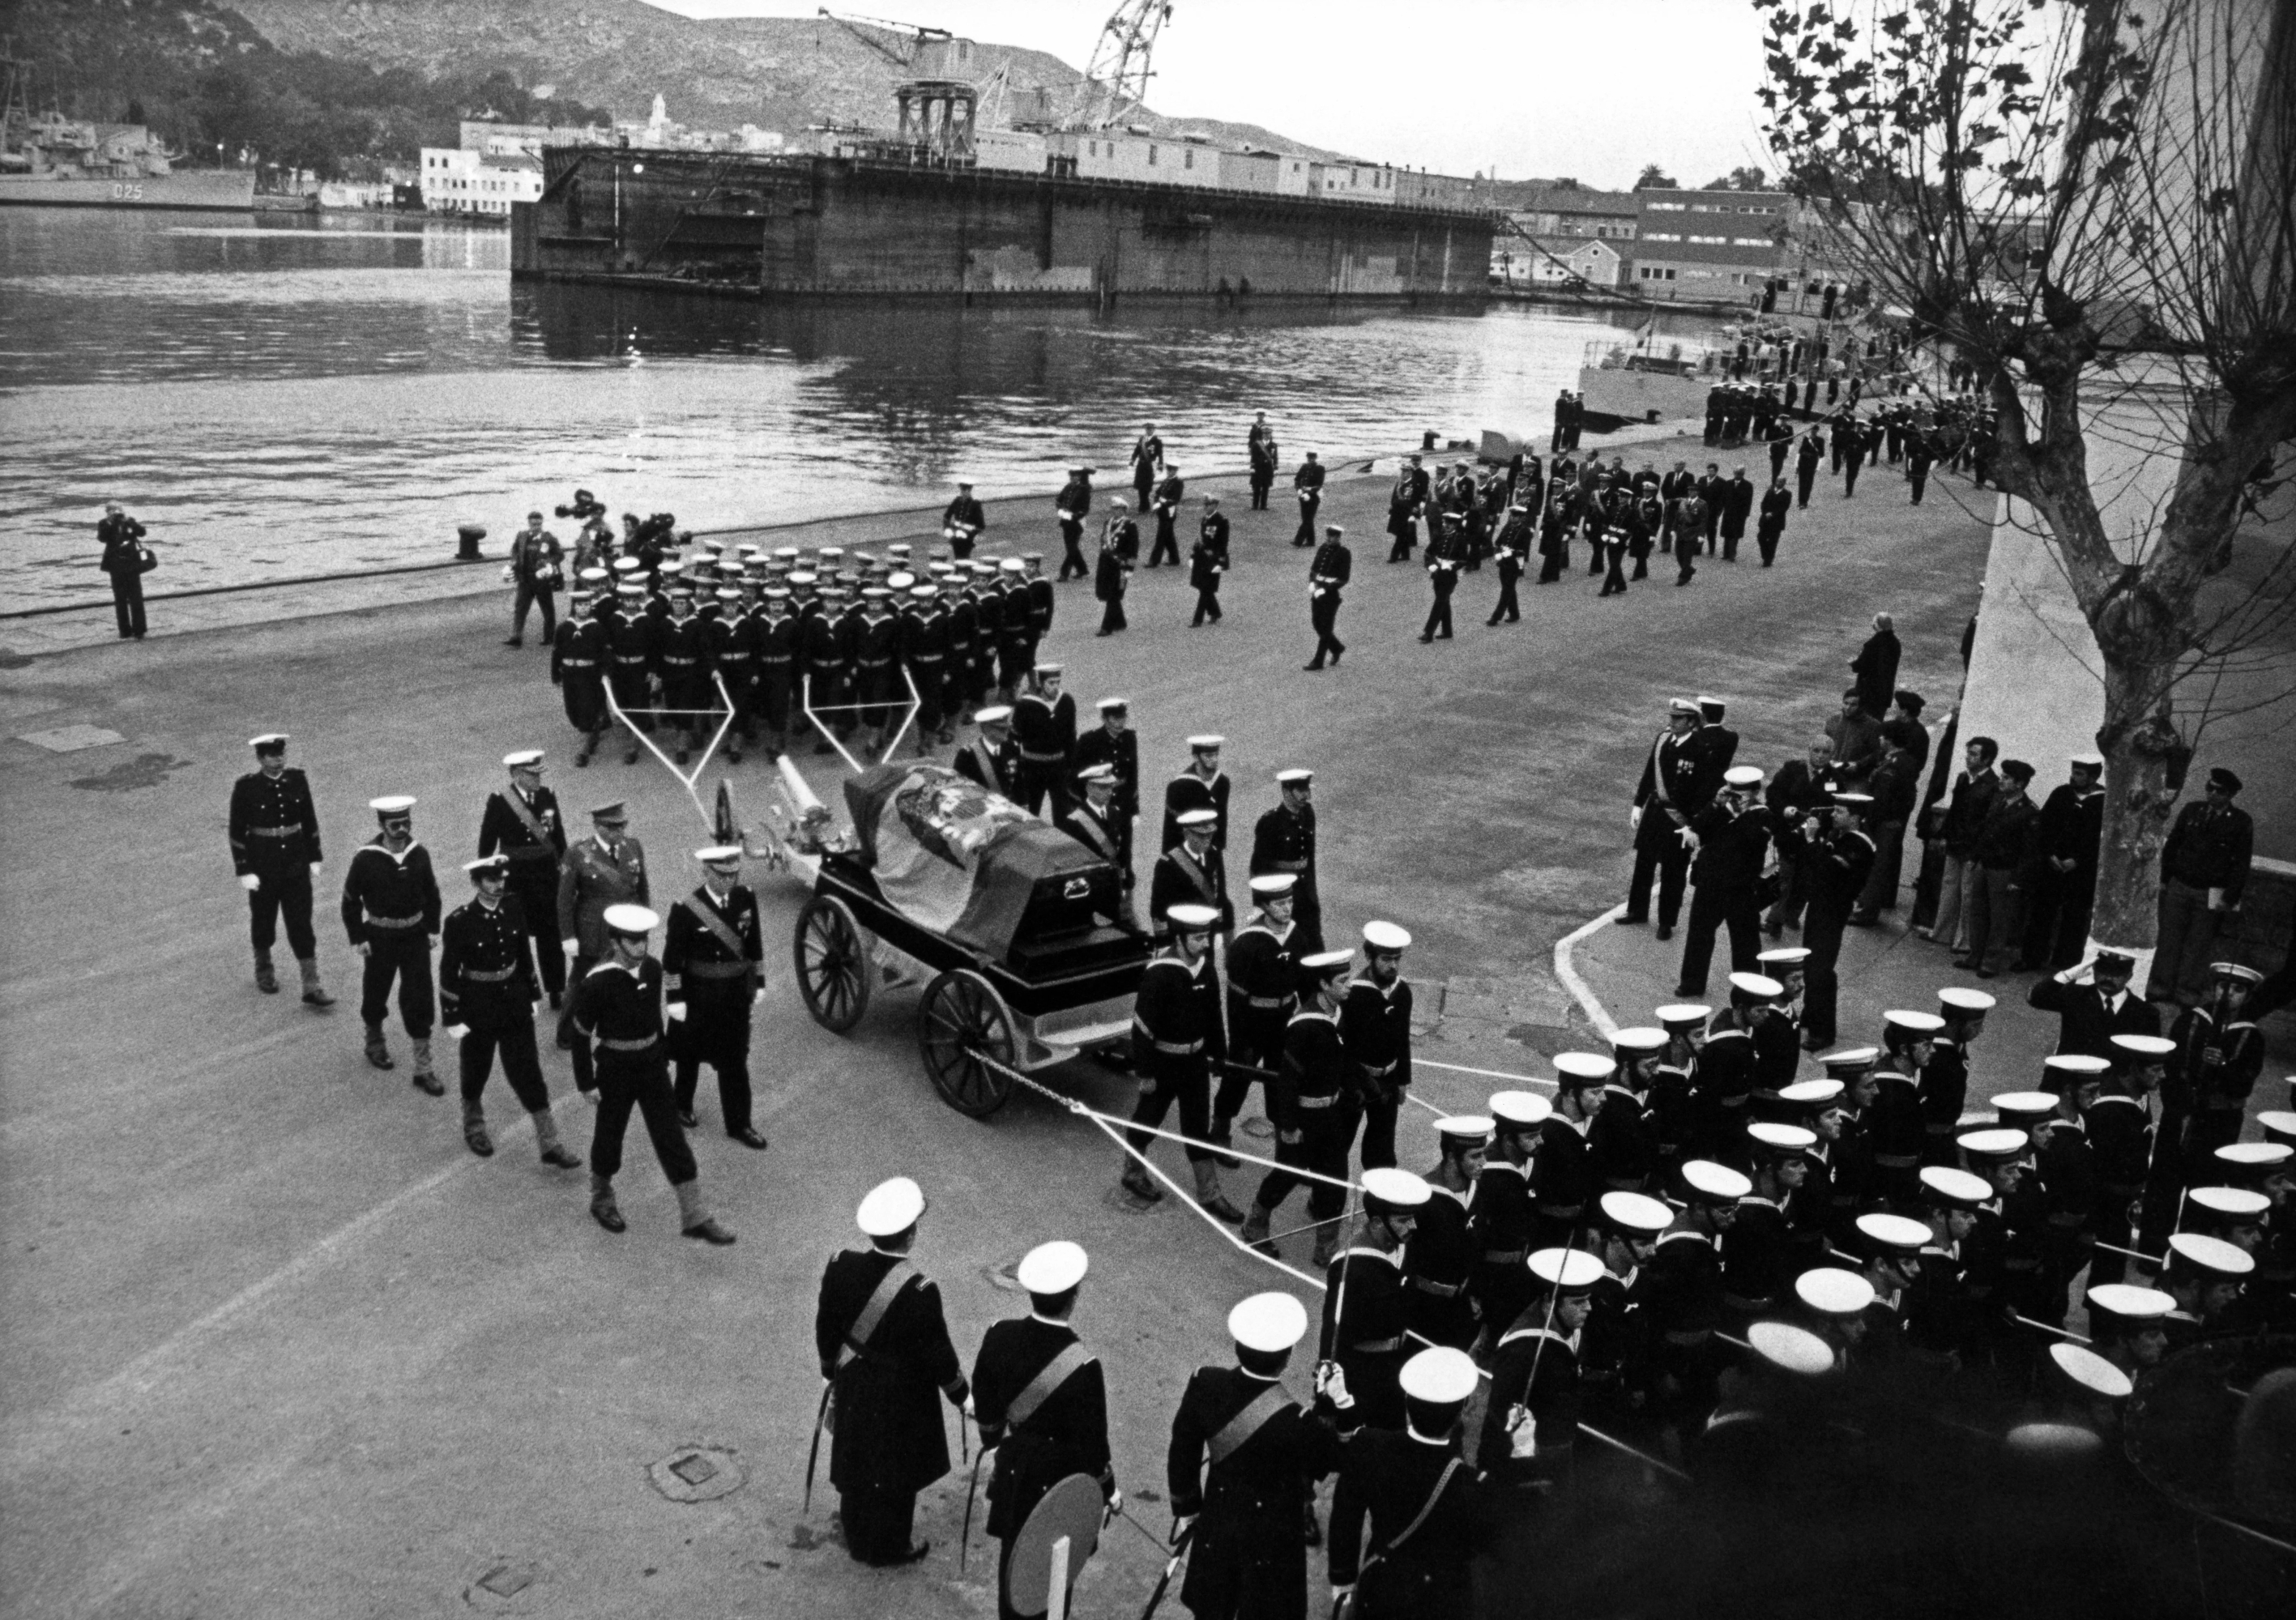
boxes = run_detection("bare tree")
[1752,0,2295,958]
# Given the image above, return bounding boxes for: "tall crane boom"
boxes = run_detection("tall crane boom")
[1071,1,1173,130]
[816,8,949,69]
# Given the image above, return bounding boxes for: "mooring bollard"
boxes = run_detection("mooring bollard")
[456,523,486,561]
[1422,428,1437,451]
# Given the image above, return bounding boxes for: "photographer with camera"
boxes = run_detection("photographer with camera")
[96,501,156,640]
[506,511,565,648]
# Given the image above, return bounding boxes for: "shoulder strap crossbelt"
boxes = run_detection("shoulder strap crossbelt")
[682,889,753,963]
[838,1261,915,1371]
[1005,1341,1095,1431]
[500,792,556,856]
[1367,1458,1466,1570]
[1207,1384,1295,1465]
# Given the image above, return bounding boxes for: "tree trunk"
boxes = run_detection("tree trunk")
[2089,651,2181,972]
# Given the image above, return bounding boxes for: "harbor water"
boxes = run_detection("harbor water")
[0,207,1670,610]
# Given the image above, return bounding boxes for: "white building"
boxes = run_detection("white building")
[418,147,542,215]
[1495,236,1622,288]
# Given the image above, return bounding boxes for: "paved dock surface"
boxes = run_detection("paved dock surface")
[2,436,2114,1618]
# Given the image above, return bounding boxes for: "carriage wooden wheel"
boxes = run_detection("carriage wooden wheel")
[918,968,1018,1118]
[793,893,871,1034]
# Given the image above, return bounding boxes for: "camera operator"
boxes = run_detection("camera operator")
[96,501,156,640]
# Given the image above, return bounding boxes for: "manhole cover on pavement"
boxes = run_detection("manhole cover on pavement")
[19,724,125,753]
[648,1444,746,1503]
[462,1559,541,1611]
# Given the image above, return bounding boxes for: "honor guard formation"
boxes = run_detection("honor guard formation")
[221,411,2285,1618]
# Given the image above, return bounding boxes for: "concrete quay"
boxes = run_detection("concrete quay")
[8,428,2273,1620]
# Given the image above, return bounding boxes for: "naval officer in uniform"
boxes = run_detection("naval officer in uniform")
[476,749,568,1008]
[437,854,583,1168]
[663,845,770,1150]
[228,732,334,1005]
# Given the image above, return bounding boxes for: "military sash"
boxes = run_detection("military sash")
[837,1260,915,1371]
[1206,1383,1293,1466]
[500,791,557,859]
[1065,807,1118,862]
[1005,1342,1094,1432]
[683,888,753,962]
[1169,847,1218,904]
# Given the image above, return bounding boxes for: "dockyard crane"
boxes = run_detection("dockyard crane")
[815,8,950,68]
[1069,1,1174,130]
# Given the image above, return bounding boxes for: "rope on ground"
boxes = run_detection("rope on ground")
[1415,1057,1559,1089]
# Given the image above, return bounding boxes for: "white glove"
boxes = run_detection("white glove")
[1171,1513,1197,1545]
[308,862,322,878]
[443,1024,468,1042]
[753,987,766,1005]
[240,873,261,893]
[1630,806,1644,830]
[1331,1587,1355,1610]
[1317,1362,1354,1408]
[666,1001,688,1022]
[1107,1487,1124,1519]
[1508,1405,1540,1458]
[562,938,580,957]
[962,1395,975,1421]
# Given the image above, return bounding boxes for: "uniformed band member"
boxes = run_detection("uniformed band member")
[556,802,649,1096]
[1304,525,1351,671]
[1469,1091,1552,1337]
[1327,1345,1480,1618]
[1343,923,1416,1171]
[1244,947,1359,1260]
[1167,1291,1355,1620]
[437,855,582,1166]
[1151,809,1232,936]
[817,1177,969,1566]
[1125,903,1242,1217]
[477,749,568,1008]
[1408,1116,1492,1351]
[341,795,442,1088]
[1320,1166,1430,1433]
[664,846,770,1149]
[229,733,334,1005]
[1215,874,1300,1151]
[1250,768,1323,953]
[1164,735,1233,854]
[566,903,732,1242]
[970,1240,1116,1620]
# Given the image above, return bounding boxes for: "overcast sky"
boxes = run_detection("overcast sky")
[647,1,1776,190]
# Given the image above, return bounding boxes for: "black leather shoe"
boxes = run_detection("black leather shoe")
[729,1127,770,1150]
[591,1198,625,1234]
[683,1219,736,1245]
[678,1107,698,1130]
[1654,925,1674,942]
[541,1146,583,1169]
[412,1071,446,1098]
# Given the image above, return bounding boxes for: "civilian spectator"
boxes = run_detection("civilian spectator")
[506,510,564,649]
[1850,612,1901,719]
[96,501,154,641]
[1958,759,2038,978]
[1920,735,2000,953]
[1824,687,1885,787]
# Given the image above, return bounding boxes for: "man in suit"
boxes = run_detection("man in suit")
[971,1241,1115,1620]
[1764,738,1837,935]
[1851,613,1902,720]
[815,1178,969,1566]
[1755,475,1792,566]
[1695,462,1726,552]
[1922,735,2001,954]
[1795,427,1827,509]
[1677,766,1776,997]
[1624,699,1705,940]
[1717,468,1755,561]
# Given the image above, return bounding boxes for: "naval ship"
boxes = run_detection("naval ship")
[0,53,254,211]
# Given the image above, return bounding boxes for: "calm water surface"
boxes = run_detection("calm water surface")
[0,207,1684,608]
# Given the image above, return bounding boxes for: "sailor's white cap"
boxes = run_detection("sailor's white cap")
[2110,1034,2176,1059]
[1301,948,1355,974]
[1553,1051,1616,1086]
[1528,1247,1607,1291]
[1177,808,1219,829]
[2085,1283,2175,1324]
[1748,1122,1816,1155]
[1016,1240,1089,1294]
[1957,1128,2029,1160]
[2049,1342,2132,1400]
[250,732,290,750]
[601,903,657,935]
[1781,1078,1846,1108]
[1599,1191,1674,1234]
[369,795,416,815]
[1361,1167,1432,1212]
[1398,1346,1479,1405]
[695,845,743,865]
[2188,1186,2270,1219]
[1489,1091,1552,1129]
[1075,763,1116,786]
[1723,765,1764,788]
[1795,1268,1876,1317]
[1167,903,1221,932]
[1820,1046,1881,1071]
[1993,1091,2059,1123]
[1000,557,1025,573]
[1857,1212,1932,1253]
[1937,987,1996,1013]
[1034,661,1063,676]
[1187,734,1225,750]
[1611,1026,1667,1054]
[1884,1009,1947,1034]
[2166,1232,2254,1277]
[856,1176,926,1238]
[1757,947,1812,968]
[1276,768,1314,785]
[1096,696,1129,712]
[1248,874,1298,897]
[1656,1004,1713,1028]
[1920,1166,1991,1208]
[1435,1115,1495,1145]
[1362,921,1412,953]
[1227,1291,1309,1354]
[463,855,510,877]
[1748,1320,1835,1375]
[1681,1160,1752,1201]
[1728,972,1784,1000]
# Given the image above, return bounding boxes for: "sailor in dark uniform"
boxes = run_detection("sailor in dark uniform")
[1327,1345,1481,1618]
[1189,499,1228,625]
[1131,424,1165,509]
[942,478,987,560]
[1249,769,1322,953]
[1534,1054,1614,1247]
[897,582,949,751]
[1342,922,1417,1172]
[228,732,334,1004]
[1214,874,1301,1153]
[1487,504,1528,624]
[1291,450,1326,545]
[1305,524,1351,670]
[605,579,658,762]
[1590,1026,1665,1193]
[551,583,612,765]
[2086,1033,2171,1285]
[1406,1116,1492,1352]
[1419,536,1459,641]
[1010,663,1078,816]
[663,846,770,1150]
[1070,697,1140,889]
[1242,948,1359,1262]
[1150,808,1232,939]
[1167,1291,1356,1620]
[1163,735,1232,854]
[477,749,568,1008]
[1479,1247,1603,1506]
[816,1177,969,1566]
[1385,456,1426,564]
[1055,467,1094,581]
[1799,793,1879,1050]
[1319,1167,1431,1432]
[437,854,582,1167]
[341,795,442,1088]
[753,586,800,755]
[971,1240,1115,1620]
[566,903,732,1243]
[1468,1090,1551,1340]
[1124,904,1240,1217]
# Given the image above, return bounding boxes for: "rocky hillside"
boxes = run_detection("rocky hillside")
[229,0,1338,156]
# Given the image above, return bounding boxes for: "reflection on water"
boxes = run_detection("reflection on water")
[0,207,1705,606]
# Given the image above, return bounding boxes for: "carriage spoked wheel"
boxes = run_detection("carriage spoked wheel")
[794,894,871,1034]
[918,969,1018,1119]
